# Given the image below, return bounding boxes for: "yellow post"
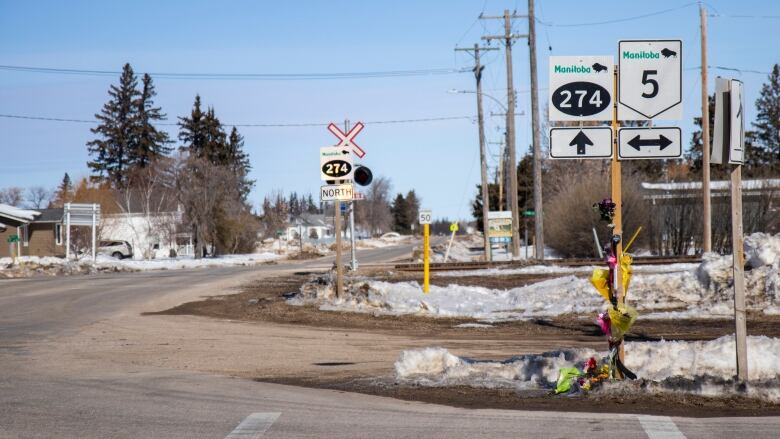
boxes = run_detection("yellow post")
[611,65,626,370]
[423,223,430,293]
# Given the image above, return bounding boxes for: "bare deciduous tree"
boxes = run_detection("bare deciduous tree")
[0,187,24,207]
[24,186,53,209]
[355,176,393,237]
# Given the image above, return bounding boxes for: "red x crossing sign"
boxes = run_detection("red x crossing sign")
[328,122,366,158]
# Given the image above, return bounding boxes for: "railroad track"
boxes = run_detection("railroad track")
[393,255,702,272]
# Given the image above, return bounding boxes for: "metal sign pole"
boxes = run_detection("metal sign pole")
[423,223,430,293]
[335,201,343,298]
[731,164,748,381]
[91,203,97,261]
[349,201,357,270]
[65,203,71,260]
[611,66,626,370]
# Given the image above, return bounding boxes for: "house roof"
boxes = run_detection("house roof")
[0,204,40,223]
[642,179,780,191]
[290,213,331,228]
[34,208,64,223]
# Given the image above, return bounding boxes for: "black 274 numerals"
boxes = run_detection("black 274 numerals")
[322,160,352,178]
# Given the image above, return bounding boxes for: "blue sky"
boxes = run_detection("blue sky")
[1,0,777,219]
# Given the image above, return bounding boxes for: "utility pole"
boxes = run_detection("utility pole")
[700,3,712,253]
[455,44,499,262]
[482,10,527,257]
[528,0,544,260]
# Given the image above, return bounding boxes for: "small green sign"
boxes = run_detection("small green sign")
[7,234,19,243]
[522,210,536,217]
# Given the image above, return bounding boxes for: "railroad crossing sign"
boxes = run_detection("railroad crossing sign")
[549,56,613,121]
[549,127,613,159]
[418,210,432,224]
[320,183,354,202]
[320,147,353,181]
[618,40,682,120]
[712,77,745,165]
[618,127,682,159]
[328,122,366,158]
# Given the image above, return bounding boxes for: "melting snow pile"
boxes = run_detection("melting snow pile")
[395,335,780,401]
[0,253,281,277]
[290,233,780,320]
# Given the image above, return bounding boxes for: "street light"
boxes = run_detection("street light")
[448,88,507,112]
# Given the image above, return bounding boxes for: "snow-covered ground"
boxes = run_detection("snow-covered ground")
[291,233,780,321]
[422,234,559,262]
[0,252,281,275]
[394,335,780,401]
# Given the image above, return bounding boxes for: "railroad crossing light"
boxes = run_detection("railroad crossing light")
[353,165,373,186]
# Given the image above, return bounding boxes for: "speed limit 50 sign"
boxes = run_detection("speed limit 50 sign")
[618,40,682,120]
[549,56,613,122]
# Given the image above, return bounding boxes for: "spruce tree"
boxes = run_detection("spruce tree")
[752,64,780,174]
[391,193,410,234]
[87,63,139,187]
[131,73,171,168]
[404,190,420,232]
[227,126,254,198]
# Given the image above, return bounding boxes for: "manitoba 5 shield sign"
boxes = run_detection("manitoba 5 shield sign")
[618,40,682,120]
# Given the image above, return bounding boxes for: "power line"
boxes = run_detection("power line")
[709,13,780,20]
[683,65,771,75]
[0,64,470,80]
[535,2,698,27]
[0,113,473,127]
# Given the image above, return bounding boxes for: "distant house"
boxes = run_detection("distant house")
[101,204,192,260]
[0,204,65,258]
[285,213,333,242]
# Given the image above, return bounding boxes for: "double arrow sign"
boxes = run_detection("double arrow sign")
[618,127,681,159]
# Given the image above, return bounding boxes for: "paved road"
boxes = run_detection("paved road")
[1,243,778,438]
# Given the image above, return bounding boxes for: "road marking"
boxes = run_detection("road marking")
[225,412,280,439]
[638,415,686,439]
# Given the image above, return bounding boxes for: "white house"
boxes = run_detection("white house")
[285,213,333,242]
[101,207,192,260]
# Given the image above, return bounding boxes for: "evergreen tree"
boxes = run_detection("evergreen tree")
[686,94,718,178]
[471,182,500,231]
[404,190,420,233]
[391,193,410,234]
[752,64,780,174]
[227,126,254,198]
[289,192,301,217]
[51,173,73,207]
[178,95,207,157]
[131,73,171,168]
[306,194,319,214]
[87,63,139,187]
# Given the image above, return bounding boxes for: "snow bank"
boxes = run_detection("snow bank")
[0,253,281,277]
[395,335,780,400]
[292,233,780,320]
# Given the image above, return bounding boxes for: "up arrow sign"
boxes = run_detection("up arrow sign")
[569,130,593,155]
[627,134,673,151]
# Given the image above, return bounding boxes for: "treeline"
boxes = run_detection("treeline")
[0,63,258,257]
[256,179,424,238]
[473,64,780,257]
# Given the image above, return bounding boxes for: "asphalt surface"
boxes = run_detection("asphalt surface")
[2,243,779,438]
